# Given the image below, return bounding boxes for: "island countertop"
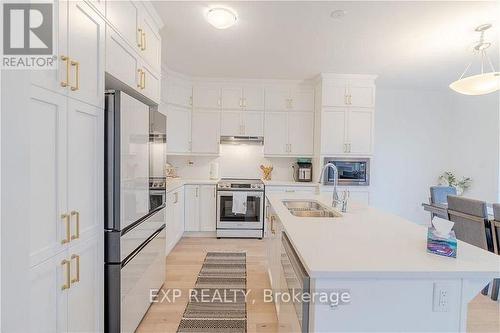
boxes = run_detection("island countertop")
[266,192,500,279]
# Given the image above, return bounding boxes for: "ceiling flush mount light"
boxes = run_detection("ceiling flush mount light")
[330,9,347,19]
[450,23,500,95]
[206,7,237,29]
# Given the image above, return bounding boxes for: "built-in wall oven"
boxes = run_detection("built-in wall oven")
[323,157,370,186]
[216,179,264,238]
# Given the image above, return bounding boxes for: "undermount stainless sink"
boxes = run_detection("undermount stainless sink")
[282,200,342,218]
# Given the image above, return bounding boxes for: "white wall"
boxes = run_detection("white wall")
[448,93,499,202]
[167,144,297,180]
[371,88,452,224]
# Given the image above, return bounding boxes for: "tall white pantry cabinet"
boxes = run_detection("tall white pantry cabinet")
[2,0,163,332]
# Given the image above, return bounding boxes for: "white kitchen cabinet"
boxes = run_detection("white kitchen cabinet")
[183,185,217,232]
[106,0,140,52]
[220,111,263,137]
[347,108,373,154]
[138,61,161,103]
[321,107,373,155]
[193,84,221,109]
[184,185,200,232]
[163,76,192,107]
[221,86,264,111]
[320,108,347,155]
[67,1,105,108]
[166,187,185,254]
[264,111,313,157]
[265,185,317,193]
[264,112,288,155]
[191,110,220,154]
[67,232,103,333]
[166,105,191,154]
[287,112,313,155]
[200,185,217,231]
[29,251,68,333]
[106,27,141,90]
[322,77,375,108]
[265,86,314,112]
[139,10,162,72]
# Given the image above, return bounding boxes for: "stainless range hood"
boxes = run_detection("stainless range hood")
[220,136,264,145]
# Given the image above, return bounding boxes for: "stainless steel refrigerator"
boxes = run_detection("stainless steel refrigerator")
[104,91,166,333]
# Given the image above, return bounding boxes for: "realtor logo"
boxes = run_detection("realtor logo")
[2,2,56,69]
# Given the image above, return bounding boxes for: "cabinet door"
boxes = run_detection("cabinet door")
[322,82,348,107]
[264,112,288,155]
[67,99,103,242]
[140,13,161,72]
[164,78,192,107]
[349,83,375,107]
[221,111,242,136]
[30,0,67,94]
[290,89,314,111]
[347,108,373,154]
[67,233,103,333]
[166,105,191,153]
[106,27,140,90]
[288,112,313,156]
[184,185,200,231]
[141,64,161,104]
[165,192,176,254]
[321,108,347,154]
[221,87,242,110]
[29,251,68,333]
[243,111,264,136]
[243,86,265,111]
[106,0,139,50]
[174,188,185,240]
[200,185,216,231]
[265,87,290,111]
[191,111,220,154]
[193,85,221,109]
[67,1,105,108]
[28,87,68,267]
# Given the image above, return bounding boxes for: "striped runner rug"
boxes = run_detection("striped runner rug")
[177,252,247,333]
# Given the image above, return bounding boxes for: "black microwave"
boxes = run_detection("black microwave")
[323,158,370,186]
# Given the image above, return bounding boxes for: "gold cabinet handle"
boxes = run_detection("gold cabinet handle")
[137,28,143,48]
[270,216,276,234]
[141,31,146,51]
[60,55,70,87]
[70,60,79,91]
[61,213,71,244]
[142,70,146,89]
[70,254,80,284]
[137,69,143,88]
[61,259,71,290]
[70,211,80,240]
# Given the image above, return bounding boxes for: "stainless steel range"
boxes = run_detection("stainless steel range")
[216,178,265,238]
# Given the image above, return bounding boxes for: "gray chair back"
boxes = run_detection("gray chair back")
[447,195,491,251]
[492,203,500,255]
[430,186,457,205]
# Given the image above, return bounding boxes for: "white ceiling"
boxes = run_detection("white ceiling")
[153,1,500,89]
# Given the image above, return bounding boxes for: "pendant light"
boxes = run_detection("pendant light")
[449,24,500,95]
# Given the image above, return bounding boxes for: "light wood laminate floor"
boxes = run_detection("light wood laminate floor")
[137,237,500,333]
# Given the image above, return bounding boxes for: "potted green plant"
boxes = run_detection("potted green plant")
[438,171,472,196]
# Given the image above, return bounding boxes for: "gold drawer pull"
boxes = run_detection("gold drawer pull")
[137,28,143,48]
[141,31,146,51]
[142,70,146,89]
[70,60,80,91]
[137,69,143,88]
[270,215,276,234]
[60,55,70,87]
[70,211,80,240]
[61,259,71,290]
[61,213,70,244]
[70,254,80,284]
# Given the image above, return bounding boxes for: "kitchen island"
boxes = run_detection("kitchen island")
[265,192,500,332]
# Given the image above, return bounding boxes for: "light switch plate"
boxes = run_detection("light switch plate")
[433,283,451,312]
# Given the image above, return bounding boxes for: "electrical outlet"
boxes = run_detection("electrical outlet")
[433,283,451,312]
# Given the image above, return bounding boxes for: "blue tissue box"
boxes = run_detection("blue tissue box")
[426,227,457,258]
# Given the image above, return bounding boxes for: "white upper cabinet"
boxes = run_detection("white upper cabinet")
[166,104,191,154]
[163,76,192,107]
[139,61,161,103]
[220,111,263,137]
[106,1,140,53]
[106,28,140,90]
[243,112,264,136]
[220,111,243,136]
[288,112,314,155]
[191,110,220,154]
[347,108,373,154]
[139,11,162,72]
[322,76,376,108]
[265,86,314,112]
[264,112,288,156]
[321,108,347,155]
[193,84,221,109]
[242,86,265,111]
[221,87,242,110]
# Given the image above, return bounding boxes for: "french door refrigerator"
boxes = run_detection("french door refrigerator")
[104,91,166,333]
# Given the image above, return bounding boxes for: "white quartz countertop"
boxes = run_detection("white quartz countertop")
[263,180,317,187]
[266,192,500,279]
